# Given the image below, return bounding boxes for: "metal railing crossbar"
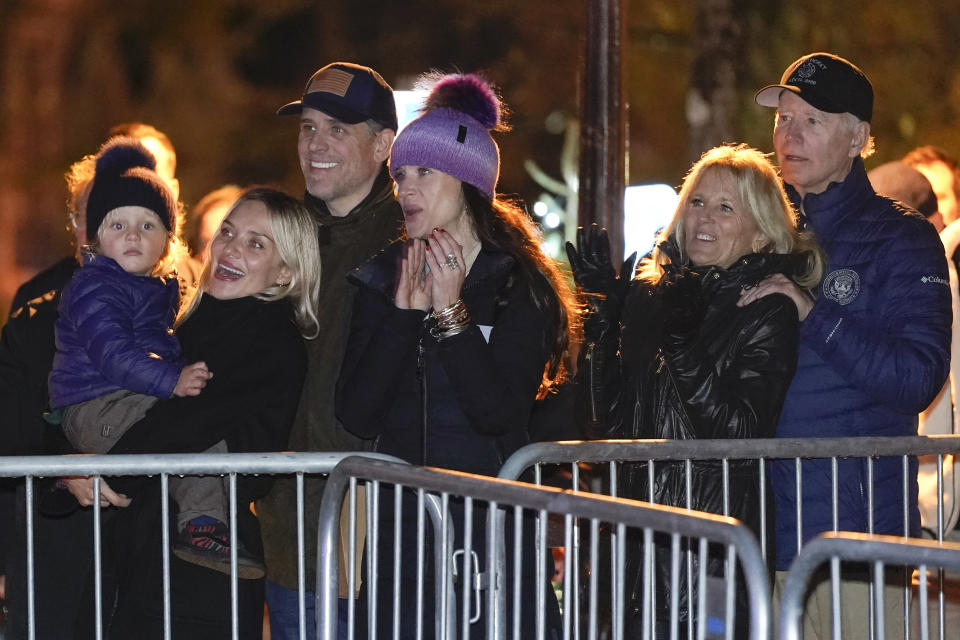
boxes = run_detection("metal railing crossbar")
[498,436,960,481]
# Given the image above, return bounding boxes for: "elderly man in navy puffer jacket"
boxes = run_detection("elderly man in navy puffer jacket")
[744,52,952,638]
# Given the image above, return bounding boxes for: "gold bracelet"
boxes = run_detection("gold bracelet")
[432,299,469,328]
[430,299,471,340]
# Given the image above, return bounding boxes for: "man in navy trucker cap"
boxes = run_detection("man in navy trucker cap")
[258,62,403,639]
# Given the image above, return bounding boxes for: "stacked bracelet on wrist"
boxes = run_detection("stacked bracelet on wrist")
[430,299,471,341]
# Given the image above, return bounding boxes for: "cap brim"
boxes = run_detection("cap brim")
[755,84,797,107]
[301,93,368,124]
[276,100,303,116]
[275,94,368,123]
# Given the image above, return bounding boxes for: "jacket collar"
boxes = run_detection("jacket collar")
[304,164,395,228]
[709,252,806,288]
[785,157,874,236]
[657,237,806,290]
[349,239,515,302]
[81,252,176,286]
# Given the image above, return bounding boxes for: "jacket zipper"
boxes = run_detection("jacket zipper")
[659,351,697,437]
[585,342,598,424]
[417,335,427,466]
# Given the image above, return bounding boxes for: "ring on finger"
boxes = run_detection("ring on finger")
[445,256,459,270]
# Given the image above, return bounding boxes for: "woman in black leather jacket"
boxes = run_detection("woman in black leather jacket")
[567,144,823,638]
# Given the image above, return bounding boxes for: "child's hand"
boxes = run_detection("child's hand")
[173,361,213,397]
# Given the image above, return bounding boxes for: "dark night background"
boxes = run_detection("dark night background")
[2,0,960,318]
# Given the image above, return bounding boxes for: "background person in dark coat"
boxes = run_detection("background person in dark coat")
[569,144,823,638]
[336,72,578,639]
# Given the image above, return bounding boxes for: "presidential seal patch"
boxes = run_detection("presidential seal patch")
[797,61,818,80]
[822,269,860,305]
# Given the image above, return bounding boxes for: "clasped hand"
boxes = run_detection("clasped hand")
[395,230,466,312]
[62,476,131,508]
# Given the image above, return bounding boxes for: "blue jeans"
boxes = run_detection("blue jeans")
[265,581,351,639]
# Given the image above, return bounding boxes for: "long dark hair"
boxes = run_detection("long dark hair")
[462,185,580,396]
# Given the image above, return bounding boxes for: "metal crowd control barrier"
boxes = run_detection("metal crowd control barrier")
[779,532,960,640]
[498,435,960,639]
[501,435,960,543]
[0,451,405,640]
[317,455,771,640]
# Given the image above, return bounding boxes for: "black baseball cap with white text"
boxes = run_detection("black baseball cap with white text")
[755,52,873,123]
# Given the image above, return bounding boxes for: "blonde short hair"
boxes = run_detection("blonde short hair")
[90,208,185,278]
[638,144,824,288]
[182,188,322,338]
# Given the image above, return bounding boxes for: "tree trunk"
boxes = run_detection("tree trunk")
[687,0,742,161]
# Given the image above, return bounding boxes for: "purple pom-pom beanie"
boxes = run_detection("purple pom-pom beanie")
[390,74,501,199]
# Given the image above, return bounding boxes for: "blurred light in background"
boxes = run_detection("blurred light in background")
[395,90,426,131]
[623,183,678,259]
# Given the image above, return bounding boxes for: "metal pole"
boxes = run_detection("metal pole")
[578,0,628,261]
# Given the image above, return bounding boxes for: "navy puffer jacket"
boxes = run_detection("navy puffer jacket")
[49,254,182,409]
[772,159,952,570]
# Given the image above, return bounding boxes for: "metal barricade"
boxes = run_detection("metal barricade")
[501,436,960,543]
[0,451,405,640]
[497,435,960,639]
[317,455,771,640]
[779,532,960,640]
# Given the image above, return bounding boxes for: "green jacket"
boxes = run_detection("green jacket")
[257,166,402,589]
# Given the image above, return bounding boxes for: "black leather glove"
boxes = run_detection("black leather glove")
[565,224,636,296]
[565,224,637,341]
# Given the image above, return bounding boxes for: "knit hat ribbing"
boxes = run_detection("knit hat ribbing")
[390,74,503,199]
[85,137,177,240]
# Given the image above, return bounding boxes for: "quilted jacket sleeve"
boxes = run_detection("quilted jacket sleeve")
[66,274,181,398]
[801,217,951,414]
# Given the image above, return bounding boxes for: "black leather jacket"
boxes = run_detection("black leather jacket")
[578,251,803,631]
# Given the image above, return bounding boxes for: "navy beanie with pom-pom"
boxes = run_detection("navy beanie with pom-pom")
[85,136,177,240]
[390,73,505,199]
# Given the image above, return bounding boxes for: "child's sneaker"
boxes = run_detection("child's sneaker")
[173,515,265,580]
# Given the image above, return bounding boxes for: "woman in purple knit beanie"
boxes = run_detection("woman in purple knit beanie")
[336,72,577,638]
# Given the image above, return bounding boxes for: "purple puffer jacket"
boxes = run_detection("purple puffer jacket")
[49,254,182,409]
